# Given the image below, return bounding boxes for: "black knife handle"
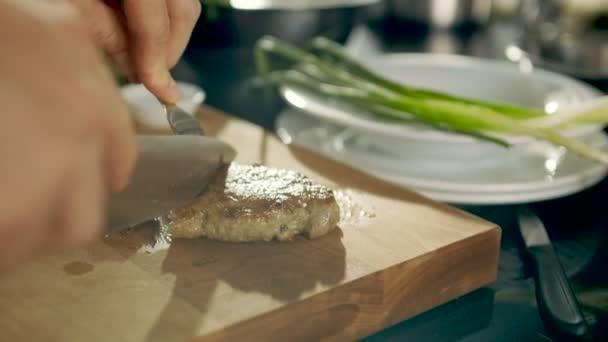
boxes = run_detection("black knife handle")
[526,245,589,340]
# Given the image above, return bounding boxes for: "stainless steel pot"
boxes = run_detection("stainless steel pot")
[516,0,608,81]
[190,0,383,47]
[386,0,492,29]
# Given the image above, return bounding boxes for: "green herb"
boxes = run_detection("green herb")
[308,37,547,120]
[254,36,608,166]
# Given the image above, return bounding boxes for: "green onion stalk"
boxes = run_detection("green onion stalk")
[254,36,608,166]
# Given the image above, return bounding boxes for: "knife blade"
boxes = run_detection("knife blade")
[105,135,236,233]
[105,99,236,232]
[517,206,590,340]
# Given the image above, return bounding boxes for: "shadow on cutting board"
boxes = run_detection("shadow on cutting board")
[105,224,347,340]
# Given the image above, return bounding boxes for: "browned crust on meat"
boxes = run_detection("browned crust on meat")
[165,163,340,242]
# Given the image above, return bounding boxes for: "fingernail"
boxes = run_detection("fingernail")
[165,76,182,103]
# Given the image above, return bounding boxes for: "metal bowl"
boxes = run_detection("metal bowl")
[220,0,380,10]
[190,0,382,47]
[386,0,492,29]
[516,0,608,82]
[518,29,608,81]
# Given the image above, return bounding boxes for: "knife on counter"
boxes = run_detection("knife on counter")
[517,206,590,341]
[105,105,236,233]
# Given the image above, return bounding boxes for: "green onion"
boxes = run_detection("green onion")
[308,37,547,119]
[523,97,608,129]
[268,69,511,147]
[254,36,608,166]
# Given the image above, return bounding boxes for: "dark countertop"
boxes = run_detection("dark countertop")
[174,15,608,341]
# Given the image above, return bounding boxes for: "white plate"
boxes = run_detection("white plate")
[279,53,603,147]
[385,184,604,205]
[326,129,608,194]
[122,82,206,129]
[276,109,608,205]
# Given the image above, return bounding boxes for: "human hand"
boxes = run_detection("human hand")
[0,0,136,271]
[72,0,202,103]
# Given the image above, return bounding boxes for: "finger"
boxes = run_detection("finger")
[104,99,137,193]
[0,144,62,272]
[123,0,181,103]
[75,33,137,192]
[93,60,138,191]
[166,0,201,68]
[97,84,138,192]
[72,0,134,79]
[0,218,48,272]
[103,0,122,11]
[54,139,106,247]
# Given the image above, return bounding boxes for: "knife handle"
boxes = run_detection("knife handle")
[165,105,204,136]
[526,245,589,340]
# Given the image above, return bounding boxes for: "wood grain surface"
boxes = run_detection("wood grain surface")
[0,106,501,341]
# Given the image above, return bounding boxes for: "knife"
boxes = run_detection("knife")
[517,206,590,341]
[165,103,204,136]
[105,105,236,233]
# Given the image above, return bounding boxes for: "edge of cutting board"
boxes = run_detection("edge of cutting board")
[196,228,500,341]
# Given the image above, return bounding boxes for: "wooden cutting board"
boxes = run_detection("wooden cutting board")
[0,106,501,342]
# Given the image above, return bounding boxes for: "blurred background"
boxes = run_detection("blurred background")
[174,0,607,129]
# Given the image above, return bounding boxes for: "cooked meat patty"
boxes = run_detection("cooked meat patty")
[165,163,340,242]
